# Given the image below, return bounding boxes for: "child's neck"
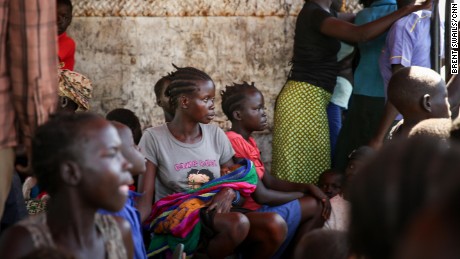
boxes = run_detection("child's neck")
[231,123,253,141]
[399,118,420,138]
[397,114,429,138]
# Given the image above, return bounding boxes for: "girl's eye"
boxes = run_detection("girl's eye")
[105,148,121,158]
[105,152,117,158]
[203,98,209,102]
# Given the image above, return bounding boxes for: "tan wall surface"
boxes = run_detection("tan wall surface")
[69,0,361,172]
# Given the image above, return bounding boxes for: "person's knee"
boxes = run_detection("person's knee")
[249,212,288,245]
[299,196,322,217]
[216,212,250,244]
[264,213,288,244]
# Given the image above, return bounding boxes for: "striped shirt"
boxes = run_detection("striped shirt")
[0,0,58,149]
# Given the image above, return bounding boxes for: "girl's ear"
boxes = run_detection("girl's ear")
[179,95,189,109]
[422,94,432,112]
[233,110,242,121]
[59,161,82,186]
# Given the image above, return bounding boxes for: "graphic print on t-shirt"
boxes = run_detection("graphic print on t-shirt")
[174,159,218,171]
[186,169,215,189]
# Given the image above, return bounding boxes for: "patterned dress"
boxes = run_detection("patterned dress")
[17,213,128,258]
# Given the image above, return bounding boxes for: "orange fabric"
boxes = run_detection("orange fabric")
[154,198,205,234]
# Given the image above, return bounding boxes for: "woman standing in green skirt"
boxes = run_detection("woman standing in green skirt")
[272,0,432,184]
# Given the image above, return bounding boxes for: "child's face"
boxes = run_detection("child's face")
[238,90,267,132]
[184,80,216,124]
[57,4,72,35]
[78,121,133,212]
[117,126,146,176]
[318,173,343,198]
[430,84,451,119]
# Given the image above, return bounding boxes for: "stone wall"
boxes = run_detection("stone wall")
[69,0,361,172]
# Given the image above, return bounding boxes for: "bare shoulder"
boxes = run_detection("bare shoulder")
[0,224,37,259]
[112,215,132,235]
[112,216,134,259]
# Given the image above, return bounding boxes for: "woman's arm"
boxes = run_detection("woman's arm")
[136,160,156,223]
[320,0,431,43]
[206,159,239,213]
[369,101,399,149]
[369,64,405,149]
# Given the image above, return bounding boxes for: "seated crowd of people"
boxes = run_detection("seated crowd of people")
[0,0,459,259]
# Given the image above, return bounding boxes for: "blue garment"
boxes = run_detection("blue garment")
[327,102,343,165]
[379,10,432,120]
[379,10,432,94]
[99,191,147,259]
[1,173,27,233]
[257,200,301,259]
[353,0,397,97]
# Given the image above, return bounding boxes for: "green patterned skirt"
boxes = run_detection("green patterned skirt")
[272,80,331,184]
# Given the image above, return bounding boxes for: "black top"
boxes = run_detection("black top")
[290,1,340,93]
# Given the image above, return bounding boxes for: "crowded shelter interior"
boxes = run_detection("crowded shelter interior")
[0,0,458,258]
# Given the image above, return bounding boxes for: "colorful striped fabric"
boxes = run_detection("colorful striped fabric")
[145,158,258,258]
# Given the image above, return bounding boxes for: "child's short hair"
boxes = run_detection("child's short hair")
[409,118,452,139]
[165,64,213,110]
[57,0,73,10]
[388,66,446,116]
[221,81,259,120]
[318,169,344,183]
[293,229,349,259]
[32,113,102,195]
[106,108,142,144]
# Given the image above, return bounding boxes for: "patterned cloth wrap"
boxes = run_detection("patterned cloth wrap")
[58,69,93,111]
[145,158,258,258]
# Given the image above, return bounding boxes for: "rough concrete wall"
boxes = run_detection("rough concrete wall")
[72,0,304,17]
[69,0,361,172]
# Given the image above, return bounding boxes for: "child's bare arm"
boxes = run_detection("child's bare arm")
[251,181,303,206]
[262,173,331,218]
[263,174,327,199]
